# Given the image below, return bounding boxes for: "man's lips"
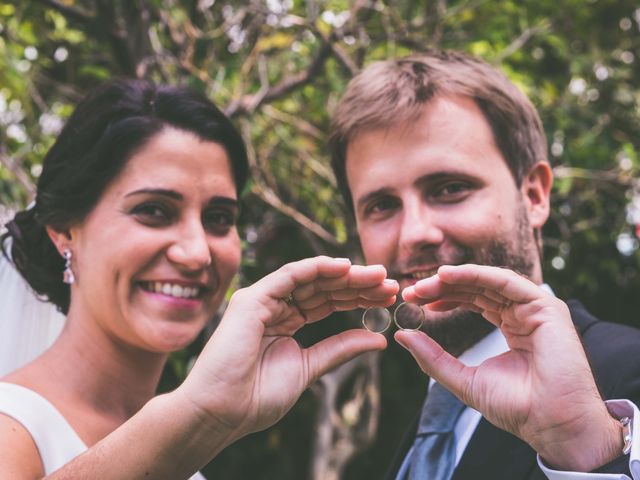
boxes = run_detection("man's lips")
[390,266,441,282]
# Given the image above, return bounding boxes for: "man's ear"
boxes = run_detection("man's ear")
[45,226,73,257]
[521,162,553,229]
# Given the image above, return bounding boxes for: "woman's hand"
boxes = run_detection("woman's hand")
[397,264,623,472]
[179,256,397,444]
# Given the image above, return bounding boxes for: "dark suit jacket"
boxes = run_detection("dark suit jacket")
[384,300,640,480]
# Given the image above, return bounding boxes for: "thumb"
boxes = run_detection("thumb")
[394,330,475,405]
[304,330,387,384]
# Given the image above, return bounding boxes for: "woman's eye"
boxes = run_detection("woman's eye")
[131,203,173,225]
[203,209,237,231]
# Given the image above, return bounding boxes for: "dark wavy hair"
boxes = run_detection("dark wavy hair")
[2,79,249,314]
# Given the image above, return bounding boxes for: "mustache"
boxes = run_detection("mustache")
[387,237,536,283]
[387,246,475,278]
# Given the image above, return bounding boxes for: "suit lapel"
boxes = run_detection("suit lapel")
[452,418,543,480]
[383,413,419,480]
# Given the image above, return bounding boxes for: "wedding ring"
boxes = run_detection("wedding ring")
[362,307,392,333]
[282,292,295,305]
[393,302,425,331]
[362,302,425,333]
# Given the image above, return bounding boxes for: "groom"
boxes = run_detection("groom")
[329,50,640,478]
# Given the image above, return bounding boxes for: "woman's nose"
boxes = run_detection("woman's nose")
[166,220,212,271]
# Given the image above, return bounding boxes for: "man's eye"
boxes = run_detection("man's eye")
[433,182,471,199]
[365,197,400,215]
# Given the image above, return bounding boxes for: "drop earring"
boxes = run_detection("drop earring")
[63,248,75,285]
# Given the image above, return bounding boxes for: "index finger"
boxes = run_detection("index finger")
[404,264,549,305]
[293,264,392,302]
[254,256,353,301]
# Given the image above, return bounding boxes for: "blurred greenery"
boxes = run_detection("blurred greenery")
[1,0,639,478]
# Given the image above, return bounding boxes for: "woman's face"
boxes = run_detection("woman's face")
[66,126,241,352]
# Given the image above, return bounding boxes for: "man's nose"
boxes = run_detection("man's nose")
[167,219,212,271]
[398,199,444,253]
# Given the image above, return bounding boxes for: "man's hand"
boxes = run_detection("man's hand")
[397,264,623,472]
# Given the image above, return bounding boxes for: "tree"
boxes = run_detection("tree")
[1,1,638,478]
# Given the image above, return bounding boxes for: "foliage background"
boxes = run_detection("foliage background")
[1,0,639,478]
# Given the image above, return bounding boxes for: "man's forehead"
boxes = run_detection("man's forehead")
[344,96,514,191]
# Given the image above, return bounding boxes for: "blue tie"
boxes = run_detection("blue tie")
[406,383,466,480]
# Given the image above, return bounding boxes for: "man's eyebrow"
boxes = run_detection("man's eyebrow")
[413,171,474,186]
[125,188,183,200]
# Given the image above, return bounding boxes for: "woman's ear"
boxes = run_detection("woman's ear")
[521,162,553,229]
[45,226,73,257]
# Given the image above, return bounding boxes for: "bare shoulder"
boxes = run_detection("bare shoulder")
[0,413,44,478]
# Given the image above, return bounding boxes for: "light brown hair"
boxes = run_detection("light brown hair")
[329,50,548,213]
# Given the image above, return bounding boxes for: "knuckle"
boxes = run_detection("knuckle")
[228,287,248,305]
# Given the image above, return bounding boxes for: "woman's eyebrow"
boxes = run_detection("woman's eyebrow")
[208,197,239,207]
[125,188,183,200]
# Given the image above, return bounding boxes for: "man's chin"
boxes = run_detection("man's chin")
[421,308,496,358]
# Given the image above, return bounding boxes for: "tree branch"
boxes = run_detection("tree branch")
[37,0,151,77]
[328,40,359,75]
[0,149,36,199]
[261,105,324,139]
[251,183,339,246]
[239,121,340,245]
[553,166,634,185]
[226,37,333,117]
[95,0,141,77]
[494,21,551,63]
[34,0,94,24]
[309,351,381,480]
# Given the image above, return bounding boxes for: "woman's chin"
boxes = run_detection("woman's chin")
[137,318,208,353]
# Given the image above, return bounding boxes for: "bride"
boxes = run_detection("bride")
[0,78,397,479]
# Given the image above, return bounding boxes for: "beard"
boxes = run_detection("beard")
[391,204,538,357]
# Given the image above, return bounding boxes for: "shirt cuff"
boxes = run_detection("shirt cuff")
[538,399,639,480]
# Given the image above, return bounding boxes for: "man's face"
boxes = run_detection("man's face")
[345,95,550,355]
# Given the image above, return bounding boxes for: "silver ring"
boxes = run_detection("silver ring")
[362,307,392,333]
[282,292,295,305]
[393,302,424,331]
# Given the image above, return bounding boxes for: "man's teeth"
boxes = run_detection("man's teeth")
[410,270,438,280]
[144,282,201,299]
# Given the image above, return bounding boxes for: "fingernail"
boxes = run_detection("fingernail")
[368,264,385,269]
[335,257,351,263]
[383,279,398,286]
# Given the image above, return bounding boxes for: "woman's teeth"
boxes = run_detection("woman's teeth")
[142,282,201,299]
